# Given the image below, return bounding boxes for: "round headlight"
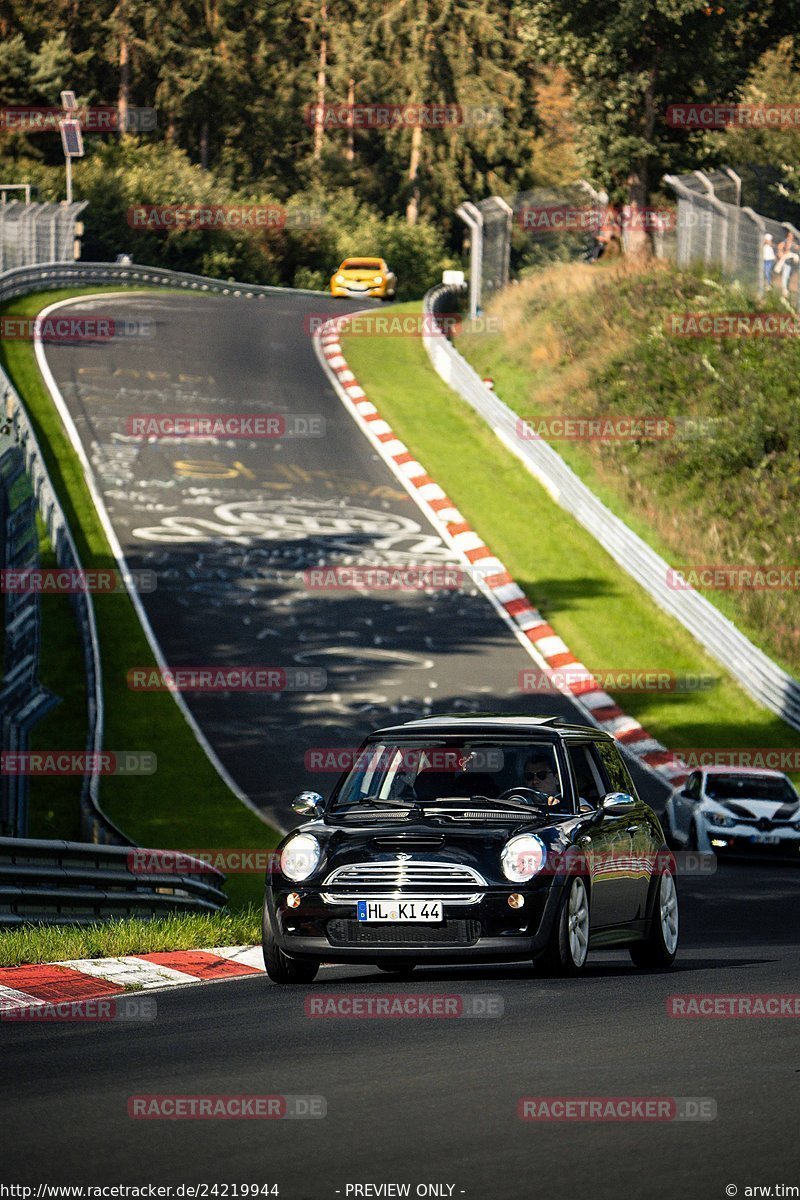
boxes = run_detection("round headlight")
[501,834,546,883]
[280,834,321,882]
[335,274,345,283]
[373,275,383,284]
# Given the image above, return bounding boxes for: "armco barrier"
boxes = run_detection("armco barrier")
[1,346,122,846]
[0,837,226,925]
[0,260,323,846]
[423,283,800,733]
[0,259,325,306]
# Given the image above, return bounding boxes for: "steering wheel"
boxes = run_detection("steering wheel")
[497,787,550,805]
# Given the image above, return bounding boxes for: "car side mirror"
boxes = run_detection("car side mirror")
[679,788,693,800]
[602,791,636,816]
[292,790,323,816]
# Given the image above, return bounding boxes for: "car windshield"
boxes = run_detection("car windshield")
[704,774,798,804]
[329,740,570,814]
[343,259,382,270]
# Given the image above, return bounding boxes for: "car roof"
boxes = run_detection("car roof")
[699,765,786,778]
[371,714,610,741]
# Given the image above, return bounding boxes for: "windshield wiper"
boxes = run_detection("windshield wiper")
[431,795,546,815]
[335,795,420,813]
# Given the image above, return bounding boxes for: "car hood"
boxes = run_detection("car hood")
[284,814,579,887]
[339,269,383,280]
[704,797,800,822]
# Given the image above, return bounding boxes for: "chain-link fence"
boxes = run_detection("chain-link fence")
[0,199,87,271]
[476,196,512,303]
[459,167,800,307]
[663,169,800,308]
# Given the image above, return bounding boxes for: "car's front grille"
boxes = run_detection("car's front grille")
[326,919,481,947]
[320,859,486,905]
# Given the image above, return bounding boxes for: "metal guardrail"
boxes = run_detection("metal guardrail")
[0,442,59,837]
[423,283,800,733]
[1,346,122,846]
[0,259,326,305]
[0,837,227,926]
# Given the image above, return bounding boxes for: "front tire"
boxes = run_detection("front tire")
[629,867,679,968]
[262,906,319,984]
[537,876,590,975]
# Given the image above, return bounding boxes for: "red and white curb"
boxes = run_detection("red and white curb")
[314,318,688,789]
[0,945,264,1013]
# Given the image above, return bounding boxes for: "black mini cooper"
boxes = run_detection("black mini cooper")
[262,716,679,982]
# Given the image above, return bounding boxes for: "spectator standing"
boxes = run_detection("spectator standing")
[763,234,775,288]
[776,230,800,298]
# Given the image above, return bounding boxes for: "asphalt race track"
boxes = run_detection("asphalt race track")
[5,288,797,1198]
[3,861,799,1197]
[39,289,660,826]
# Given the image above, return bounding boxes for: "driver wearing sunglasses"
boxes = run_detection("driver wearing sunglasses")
[523,755,562,806]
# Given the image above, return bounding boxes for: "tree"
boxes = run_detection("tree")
[519,0,794,255]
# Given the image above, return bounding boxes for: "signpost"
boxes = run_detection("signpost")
[58,90,84,205]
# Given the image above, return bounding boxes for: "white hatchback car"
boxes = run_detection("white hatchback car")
[664,766,800,857]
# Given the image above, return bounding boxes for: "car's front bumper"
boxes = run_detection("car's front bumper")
[704,823,800,858]
[330,284,389,298]
[265,884,562,964]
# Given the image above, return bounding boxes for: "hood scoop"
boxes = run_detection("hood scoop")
[372,835,446,852]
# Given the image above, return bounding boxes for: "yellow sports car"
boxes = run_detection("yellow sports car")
[330,257,397,299]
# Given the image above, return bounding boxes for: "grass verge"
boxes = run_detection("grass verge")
[342,302,800,779]
[457,259,800,678]
[0,287,279,907]
[0,906,261,968]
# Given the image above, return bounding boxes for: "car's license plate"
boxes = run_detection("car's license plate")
[750,834,780,844]
[357,900,442,923]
